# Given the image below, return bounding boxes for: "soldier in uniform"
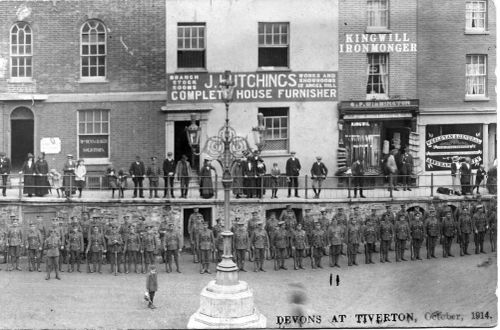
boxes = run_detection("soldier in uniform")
[365,208,380,252]
[396,204,408,222]
[350,206,364,254]
[107,224,124,274]
[361,217,377,264]
[382,205,396,251]
[250,220,269,272]
[326,218,343,268]
[123,225,142,274]
[0,151,11,197]
[458,207,473,256]
[318,208,330,232]
[142,224,159,273]
[310,221,327,268]
[291,222,308,270]
[0,226,6,266]
[44,229,61,280]
[7,219,23,271]
[158,215,169,264]
[86,226,107,273]
[425,207,440,259]
[302,208,315,242]
[280,205,297,258]
[66,222,84,272]
[189,211,204,263]
[379,214,393,263]
[472,205,488,254]
[163,222,182,273]
[197,221,215,274]
[441,211,456,258]
[247,211,260,261]
[25,222,43,272]
[265,212,279,259]
[346,217,361,266]
[333,207,348,255]
[57,217,69,271]
[488,205,496,252]
[213,221,225,263]
[410,213,425,260]
[233,218,250,272]
[394,214,410,262]
[272,221,289,270]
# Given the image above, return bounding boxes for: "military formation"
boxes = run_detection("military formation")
[0,198,496,278]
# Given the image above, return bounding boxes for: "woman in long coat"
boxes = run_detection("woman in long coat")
[20,153,36,197]
[35,153,50,196]
[62,154,76,197]
[199,159,215,199]
[231,157,244,198]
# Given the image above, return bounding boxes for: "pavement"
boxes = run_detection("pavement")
[0,243,496,329]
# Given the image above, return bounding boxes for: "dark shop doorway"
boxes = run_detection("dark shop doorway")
[11,107,34,170]
[174,120,199,172]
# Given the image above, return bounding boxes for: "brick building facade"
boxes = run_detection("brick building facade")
[0,0,166,173]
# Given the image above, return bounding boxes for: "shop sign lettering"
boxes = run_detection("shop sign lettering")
[425,125,482,171]
[339,33,417,53]
[79,135,108,158]
[167,71,337,103]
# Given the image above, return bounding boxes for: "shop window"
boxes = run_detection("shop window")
[10,22,32,79]
[81,20,106,79]
[465,1,487,32]
[367,0,388,29]
[344,122,381,173]
[260,107,288,151]
[258,22,289,68]
[466,55,486,96]
[366,53,388,99]
[78,110,110,159]
[177,23,206,69]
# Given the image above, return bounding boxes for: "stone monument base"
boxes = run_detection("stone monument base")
[187,280,267,329]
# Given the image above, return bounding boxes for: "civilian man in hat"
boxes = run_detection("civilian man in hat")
[107,224,123,274]
[44,229,62,280]
[162,152,176,198]
[250,220,269,272]
[163,222,182,273]
[175,154,192,198]
[351,155,366,198]
[286,151,301,198]
[86,226,107,273]
[25,222,43,272]
[142,223,159,273]
[291,222,308,270]
[146,156,161,198]
[271,221,289,270]
[7,219,23,271]
[66,222,84,272]
[400,146,414,191]
[0,152,11,197]
[327,218,343,268]
[472,205,488,254]
[425,207,440,259]
[197,221,214,274]
[311,156,328,199]
[451,155,461,195]
[123,225,142,274]
[130,156,146,198]
[233,218,249,271]
[62,154,76,198]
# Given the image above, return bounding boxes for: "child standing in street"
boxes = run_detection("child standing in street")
[146,264,158,309]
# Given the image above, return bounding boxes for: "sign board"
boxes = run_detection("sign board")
[40,137,61,154]
[340,99,419,111]
[425,124,483,171]
[167,71,337,103]
[339,33,417,53]
[79,135,109,158]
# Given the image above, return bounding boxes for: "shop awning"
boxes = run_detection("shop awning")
[339,99,419,119]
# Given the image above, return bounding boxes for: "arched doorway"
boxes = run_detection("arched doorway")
[11,107,34,169]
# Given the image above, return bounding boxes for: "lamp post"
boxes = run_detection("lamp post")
[187,71,267,329]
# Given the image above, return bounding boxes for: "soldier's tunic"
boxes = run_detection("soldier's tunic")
[26,228,43,271]
[188,212,203,244]
[361,222,377,264]
[302,213,315,240]
[191,217,204,262]
[7,227,22,258]
[197,228,213,264]
[458,213,473,255]
[292,228,308,269]
[124,232,141,272]
[346,223,361,266]
[44,235,61,278]
[163,230,181,272]
[441,217,456,257]
[425,216,440,258]
[318,215,330,231]
[233,227,250,270]
[327,225,344,257]
[272,227,288,269]
[410,218,425,259]
[310,228,326,268]
[472,212,488,254]
[88,233,106,270]
[394,220,410,261]
[379,221,393,262]
[365,214,380,227]
[251,228,269,263]
[107,232,123,272]
[66,230,84,271]
[142,233,158,265]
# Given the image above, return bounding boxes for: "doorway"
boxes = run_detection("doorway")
[382,121,411,152]
[11,107,34,170]
[183,207,213,236]
[174,121,199,171]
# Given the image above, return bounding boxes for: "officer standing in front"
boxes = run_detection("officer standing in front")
[394,214,410,262]
[379,214,393,263]
[250,220,269,272]
[44,229,62,280]
[271,221,288,270]
[346,217,361,266]
[7,219,23,271]
[25,222,43,272]
[441,211,457,258]
[361,217,377,264]
[425,207,440,259]
[197,221,214,274]
[66,222,84,272]
[310,221,327,269]
[163,222,182,273]
[291,222,308,270]
[410,213,425,260]
[86,226,107,273]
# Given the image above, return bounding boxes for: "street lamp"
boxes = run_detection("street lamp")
[252,112,267,152]
[187,70,266,328]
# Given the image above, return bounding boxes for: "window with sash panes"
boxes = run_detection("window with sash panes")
[260,108,288,151]
[466,55,487,96]
[10,22,32,78]
[367,0,388,29]
[366,53,388,99]
[258,22,289,68]
[78,110,110,158]
[177,23,206,69]
[466,1,487,31]
[81,20,106,78]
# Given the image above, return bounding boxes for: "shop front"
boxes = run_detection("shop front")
[338,99,419,186]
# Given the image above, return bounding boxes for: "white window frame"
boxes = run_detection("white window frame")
[465,54,487,98]
[258,22,290,69]
[10,22,32,81]
[366,53,389,100]
[260,107,289,153]
[366,0,389,31]
[80,20,107,82]
[177,23,206,70]
[77,109,110,163]
[465,1,487,33]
